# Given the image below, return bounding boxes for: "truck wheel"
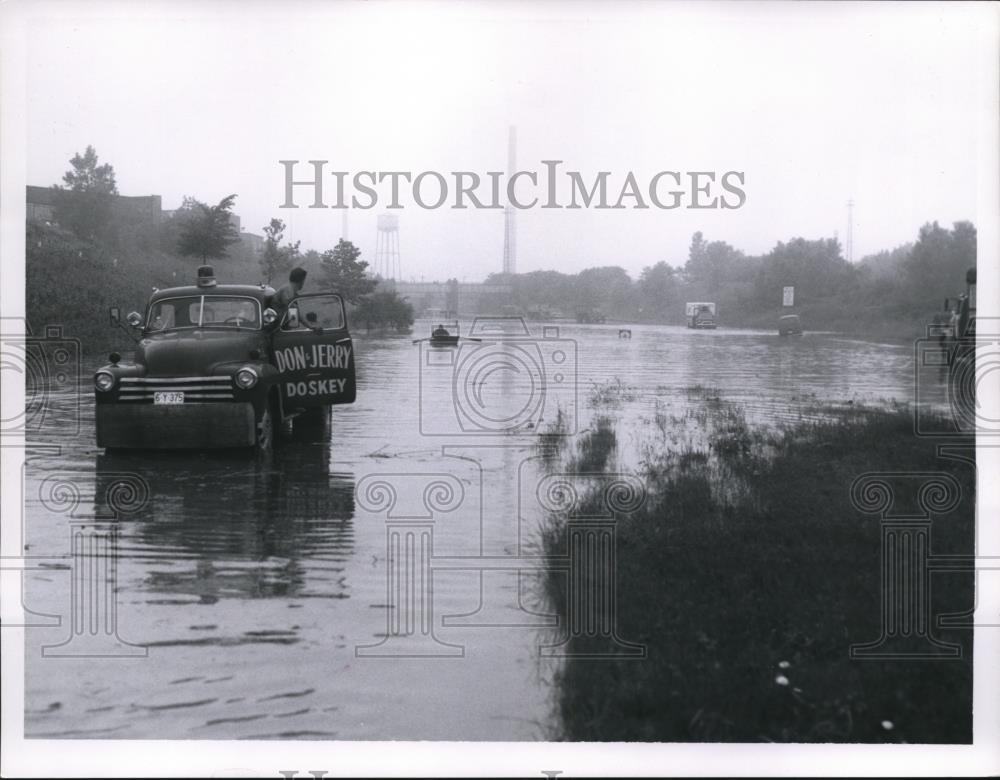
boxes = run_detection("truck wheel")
[292,406,329,437]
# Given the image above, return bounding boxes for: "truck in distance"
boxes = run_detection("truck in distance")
[685,302,717,329]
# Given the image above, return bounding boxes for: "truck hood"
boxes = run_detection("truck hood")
[136,329,266,376]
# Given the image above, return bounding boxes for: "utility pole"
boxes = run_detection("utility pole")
[846,198,854,262]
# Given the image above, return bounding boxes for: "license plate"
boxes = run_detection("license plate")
[153,391,184,405]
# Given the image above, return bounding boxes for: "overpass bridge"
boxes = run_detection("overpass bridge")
[390,280,513,317]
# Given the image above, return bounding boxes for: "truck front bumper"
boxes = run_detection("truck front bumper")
[96,402,256,449]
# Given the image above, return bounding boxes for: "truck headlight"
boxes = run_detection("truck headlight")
[234,366,259,389]
[94,371,116,392]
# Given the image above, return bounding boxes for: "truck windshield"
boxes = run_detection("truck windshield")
[147,296,261,331]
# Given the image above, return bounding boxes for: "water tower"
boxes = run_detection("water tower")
[374,213,401,280]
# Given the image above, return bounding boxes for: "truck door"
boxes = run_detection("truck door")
[271,293,356,410]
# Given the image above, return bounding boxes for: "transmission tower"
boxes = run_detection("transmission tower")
[374,213,401,280]
[502,125,517,275]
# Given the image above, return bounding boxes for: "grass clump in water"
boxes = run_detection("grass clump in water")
[568,415,617,473]
[588,377,639,409]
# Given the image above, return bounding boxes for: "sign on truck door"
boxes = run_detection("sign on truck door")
[271,293,357,410]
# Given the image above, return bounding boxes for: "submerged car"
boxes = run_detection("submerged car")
[94,265,356,450]
[778,314,803,337]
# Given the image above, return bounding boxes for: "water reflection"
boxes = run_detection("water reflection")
[93,416,355,604]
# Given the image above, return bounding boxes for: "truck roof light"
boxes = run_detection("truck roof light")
[197,265,217,288]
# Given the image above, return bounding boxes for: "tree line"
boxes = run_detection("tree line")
[481,223,975,336]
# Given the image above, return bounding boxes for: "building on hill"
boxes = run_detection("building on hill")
[26,185,162,224]
[112,193,163,222]
[26,186,58,222]
[27,187,260,256]
[240,231,264,256]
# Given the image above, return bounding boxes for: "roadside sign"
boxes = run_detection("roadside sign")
[783,286,795,307]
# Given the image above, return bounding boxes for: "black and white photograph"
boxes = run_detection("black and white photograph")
[1,1,998,776]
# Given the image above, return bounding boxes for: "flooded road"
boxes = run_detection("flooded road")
[21,321,945,739]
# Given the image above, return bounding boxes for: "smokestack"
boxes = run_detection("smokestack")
[502,125,517,275]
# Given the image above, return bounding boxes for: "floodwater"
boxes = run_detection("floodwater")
[20,321,948,739]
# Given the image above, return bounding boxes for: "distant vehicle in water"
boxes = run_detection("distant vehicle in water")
[429,320,461,346]
[685,302,717,329]
[576,309,606,324]
[526,306,559,321]
[414,319,486,346]
[94,265,356,451]
[778,314,803,337]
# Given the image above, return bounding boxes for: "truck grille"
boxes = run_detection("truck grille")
[117,376,235,402]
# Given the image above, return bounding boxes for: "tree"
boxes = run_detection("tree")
[61,145,118,193]
[575,266,634,319]
[259,218,300,284]
[684,231,746,293]
[637,261,681,321]
[514,270,578,315]
[858,243,913,280]
[319,239,376,303]
[175,194,240,263]
[53,145,118,242]
[354,288,414,332]
[753,237,851,308]
[686,231,707,278]
[903,221,976,309]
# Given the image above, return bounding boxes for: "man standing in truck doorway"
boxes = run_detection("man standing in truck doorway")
[271,267,307,322]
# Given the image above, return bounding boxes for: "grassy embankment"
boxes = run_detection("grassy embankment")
[26,219,264,356]
[26,219,405,365]
[537,384,975,742]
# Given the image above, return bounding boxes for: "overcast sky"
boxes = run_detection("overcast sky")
[23,1,991,282]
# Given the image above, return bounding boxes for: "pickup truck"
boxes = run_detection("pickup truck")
[94,265,356,450]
